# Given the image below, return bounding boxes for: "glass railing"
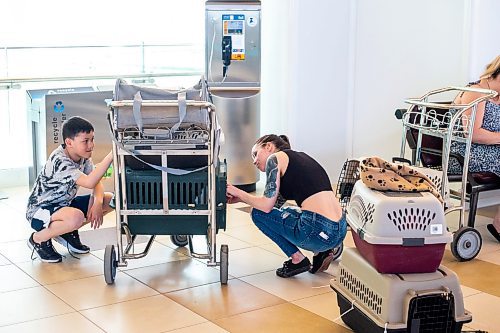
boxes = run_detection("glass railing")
[0,43,204,169]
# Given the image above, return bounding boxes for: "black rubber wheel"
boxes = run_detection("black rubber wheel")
[104,244,117,285]
[220,244,229,285]
[331,243,343,261]
[451,227,482,262]
[170,235,189,247]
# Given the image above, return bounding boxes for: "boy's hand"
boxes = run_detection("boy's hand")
[87,202,104,229]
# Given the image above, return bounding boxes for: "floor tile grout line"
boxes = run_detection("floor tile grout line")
[162,278,294,325]
[0,283,43,296]
[122,260,229,295]
[158,322,217,333]
[75,293,164,312]
[0,283,81,328]
[0,311,80,329]
[75,312,108,333]
[210,298,353,331]
[14,255,106,286]
[158,320,217,333]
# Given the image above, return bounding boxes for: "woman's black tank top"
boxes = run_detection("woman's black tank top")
[279,149,332,206]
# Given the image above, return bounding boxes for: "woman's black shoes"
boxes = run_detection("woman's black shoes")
[276,258,311,278]
[487,224,500,242]
[309,250,334,274]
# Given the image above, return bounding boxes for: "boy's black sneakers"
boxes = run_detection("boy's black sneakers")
[54,230,90,254]
[27,233,62,263]
[276,257,311,278]
[309,249,334,274]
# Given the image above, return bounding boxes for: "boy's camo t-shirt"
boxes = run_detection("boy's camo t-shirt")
[26,145,94,221]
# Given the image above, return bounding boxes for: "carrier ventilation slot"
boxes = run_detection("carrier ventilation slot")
[426,174,448,197]
[128,181,163,206]
[127,181,208,207]
[407,293,455,332]
[387,208,437,232]
[339,267,382,315]
[170,182,208,206]
[358,197,375,224]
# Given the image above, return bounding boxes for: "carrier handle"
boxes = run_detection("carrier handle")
[170,91,186,134]
[132,91,144,132]
[132,90,188,136]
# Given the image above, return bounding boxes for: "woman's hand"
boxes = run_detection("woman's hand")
[226,194,242,204]
[226,183,243,204]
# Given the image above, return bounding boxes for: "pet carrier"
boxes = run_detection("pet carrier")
[104,77,229,285]
[112,78,210,131]
[330,248,472,333]
[335,158,449,211]
[347,180,452,274]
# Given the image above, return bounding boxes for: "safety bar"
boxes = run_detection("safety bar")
[404,86,497,110]
[208,86,260,92]
[108,100,216,110]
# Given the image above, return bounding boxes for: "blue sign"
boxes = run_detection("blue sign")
[54,101,65,113]
[222,14,245,21]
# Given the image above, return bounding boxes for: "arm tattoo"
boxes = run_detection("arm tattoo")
[274,193,287,208]
[264,155,279,198]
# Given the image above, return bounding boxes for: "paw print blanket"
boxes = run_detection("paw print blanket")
[359,156,443,203]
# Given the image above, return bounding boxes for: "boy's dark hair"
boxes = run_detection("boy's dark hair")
[62,116,94,143]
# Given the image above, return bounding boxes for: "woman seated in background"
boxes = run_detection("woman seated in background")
[226,134,347,278]
[449,55,500,242]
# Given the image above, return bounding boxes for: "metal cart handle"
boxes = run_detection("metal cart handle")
[404,86,497,110]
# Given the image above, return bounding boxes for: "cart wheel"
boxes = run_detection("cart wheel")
[332,243,343,261]
[220,244,229,285]
[451,227,482,262]
[171,235,188,247]
[104,245,117,285]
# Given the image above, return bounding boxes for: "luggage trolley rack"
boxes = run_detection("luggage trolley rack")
[399,86,497,261]
[104,79,229,285]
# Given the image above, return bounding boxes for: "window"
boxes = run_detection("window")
[0,0,205,169]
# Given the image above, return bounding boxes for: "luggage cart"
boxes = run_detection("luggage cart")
[104,78,229,285]
[399,86,497,261]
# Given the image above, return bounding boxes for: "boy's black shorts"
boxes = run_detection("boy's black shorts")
[30,195,91,232]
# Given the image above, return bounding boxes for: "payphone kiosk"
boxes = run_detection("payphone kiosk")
[206,0,261,191]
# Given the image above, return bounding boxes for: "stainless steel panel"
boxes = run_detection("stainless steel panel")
[205,3,261,86]
[213,91,260,185]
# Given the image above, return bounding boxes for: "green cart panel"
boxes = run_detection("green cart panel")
[122,161,227,235]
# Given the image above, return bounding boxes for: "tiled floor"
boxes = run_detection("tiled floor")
[0,186,499,333]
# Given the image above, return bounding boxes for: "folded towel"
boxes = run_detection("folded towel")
[360,156,443,203]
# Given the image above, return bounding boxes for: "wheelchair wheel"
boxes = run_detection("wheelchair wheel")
[451,227,482,262]
[220,244,229,285]
[104,245,117,285]
[332,243,343,261]
[170,235,188,247]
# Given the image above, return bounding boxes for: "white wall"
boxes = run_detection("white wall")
[351,0,469,161]
[262,0,352,179]
[262,0,500,182]
[260,0,292,136]
[467,0,500,80]
[288,0,352,180]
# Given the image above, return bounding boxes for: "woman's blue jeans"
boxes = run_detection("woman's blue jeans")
[251,207,347,257]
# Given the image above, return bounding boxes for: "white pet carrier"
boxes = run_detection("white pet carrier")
[330,248,472,333]
[347,180,452,273]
